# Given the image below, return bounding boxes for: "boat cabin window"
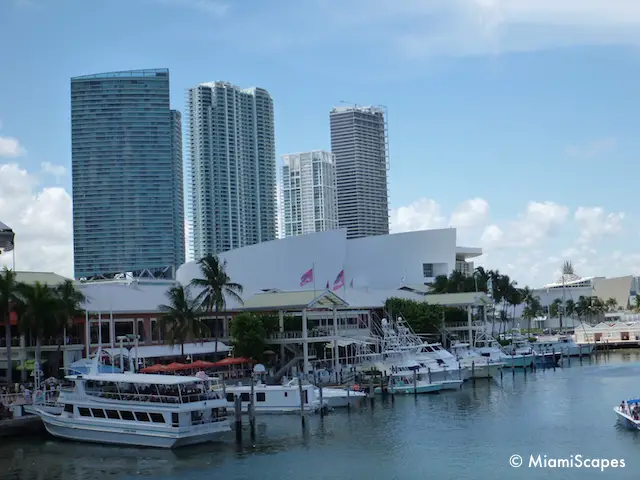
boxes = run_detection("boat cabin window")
[304,390,308,404]
[149,413,165,423]
[284,392,288,397]
[134,412,150,422]
[481,353,490,358]
[226,393,234,402]
[91,408,106,418]
[120,411,135,421]
[105,410,120,420]
[78,407,91,417]
[64,404,73,413]
[172,413,179,427]
[256,392,266,402]
[240,393,250,402]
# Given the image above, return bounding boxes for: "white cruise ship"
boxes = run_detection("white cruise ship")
[29,355,230,448]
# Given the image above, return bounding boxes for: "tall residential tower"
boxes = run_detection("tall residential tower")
[281,151,338,237]
[71,68,184,279]
[329,106,389,239]
[186,82,276,257]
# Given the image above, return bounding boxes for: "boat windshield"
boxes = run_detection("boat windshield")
[83,379,222,404]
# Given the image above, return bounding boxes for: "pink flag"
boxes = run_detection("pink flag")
[332,270,345,291]
[300,268,314,287]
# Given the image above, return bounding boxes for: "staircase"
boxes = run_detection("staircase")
[271,343,317,383]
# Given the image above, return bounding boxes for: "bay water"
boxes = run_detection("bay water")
[3,351,640,480]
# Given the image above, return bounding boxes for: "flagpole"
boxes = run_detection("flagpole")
[343,268,347,301]
[312,261,316,298]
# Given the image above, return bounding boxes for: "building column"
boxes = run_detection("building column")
[85,311,90,358]
[302,308,309,375]
[332,307,338,373]
[278,310,285,361]
[19,334,27,383]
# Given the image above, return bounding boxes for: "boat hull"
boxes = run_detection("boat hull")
[439,379,463,390]
[501,355,535,368]
[386,383,442,395]
[318,389,366,408]
[465,362,503,379]
[535,352,561,367]
[36,410,229,449]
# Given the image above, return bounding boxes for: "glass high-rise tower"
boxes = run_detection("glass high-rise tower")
[186,82,276,258]
[281,151,338,237]
[329,106,390,239]
[71,68,184,279]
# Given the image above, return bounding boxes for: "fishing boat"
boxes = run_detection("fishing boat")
[283,378,367,408]
[28,353,230,448]
[449,342,504,378]
[531,335,594,357]
[376,369,445,395]
[614,399,640,430]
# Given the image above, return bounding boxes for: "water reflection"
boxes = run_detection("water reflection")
[4,352,640,479]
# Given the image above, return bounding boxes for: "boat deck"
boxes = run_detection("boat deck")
[614,406,640,429]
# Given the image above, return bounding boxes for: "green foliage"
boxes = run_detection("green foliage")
[158,285,209,355]
[230,312,267,361]
[384,297,444,334]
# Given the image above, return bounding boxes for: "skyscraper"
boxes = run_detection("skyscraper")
[281,151,338,237]
[71,68,184,279]
[186,82,276,257]
[329,106,389,239]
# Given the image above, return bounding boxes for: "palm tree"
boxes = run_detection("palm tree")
[430,275,449,294]
[16,281,62,378]
[549,298,562,319]
[55,280,86,342]
[158,285,209,356]
[190,254,244,353]
[605,297,618,312]
[564,299,576,320]
[0,267,20,385]
[522,294,543,333]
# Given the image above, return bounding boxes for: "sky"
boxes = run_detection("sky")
[0,0,639,288]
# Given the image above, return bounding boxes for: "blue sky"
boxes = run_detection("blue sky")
[0,0,638,287]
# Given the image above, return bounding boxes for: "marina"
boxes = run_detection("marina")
[2,350,640,479]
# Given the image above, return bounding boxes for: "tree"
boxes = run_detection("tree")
[55,280,86,339]
[521,293,543,333]
[158,285,209,356]
[190,254,243,353]
[384,297,444,334]
[16,282,62,377]
[605,297,618,312]
[564,299,576,319]
[0,267,20,385]
[229,312,268,361]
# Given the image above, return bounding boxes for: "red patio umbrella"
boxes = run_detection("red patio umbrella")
[187,360,216,369]
[212,357,255,367]
[165,362,187,371]
[140,364,169,373]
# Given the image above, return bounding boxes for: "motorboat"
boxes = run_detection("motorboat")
[376,369,446,395]
[28,353,230,448]
[284,377,366,408]
[449,342,504,378]
[614,399,640,430]
[531,335,594,357]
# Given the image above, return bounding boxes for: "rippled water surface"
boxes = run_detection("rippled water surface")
[4,351,640,480]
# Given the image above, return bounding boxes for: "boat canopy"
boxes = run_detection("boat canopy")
[628,399,640,404]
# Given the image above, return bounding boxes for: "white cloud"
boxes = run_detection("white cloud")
[40,161,67,179]
[449,197,489,227]
[0,136,26,157]
[574,206,625,244]
[565,137,617,158]
[481,201,569,248]
[0,163,73,277]
[390,198,446,233]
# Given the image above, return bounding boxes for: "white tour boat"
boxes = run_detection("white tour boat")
[614,399,640,430]
[449,342,504,378]
[29,358,230,448]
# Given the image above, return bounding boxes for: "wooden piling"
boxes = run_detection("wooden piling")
[234,395,242,443]
[249,374,256,440]
[319,384,324,419]
[552,349,556,371]
[523,354,526,377]
[413,370,418,397]
[298,375,306,428]
[369,375,375,408]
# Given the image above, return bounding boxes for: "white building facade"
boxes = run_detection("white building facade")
[281,151,338,237]
[186,81,277,259]
[177,228,482,307]
[329,106,389,239]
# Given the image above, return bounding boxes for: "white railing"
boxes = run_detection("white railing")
[83,390,222,404]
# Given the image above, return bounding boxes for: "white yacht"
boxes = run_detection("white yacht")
[449,342,504,378]
[532,335,594,357]
[29,360,230,448]
[415,343,472,380]
[474,339,537,368]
